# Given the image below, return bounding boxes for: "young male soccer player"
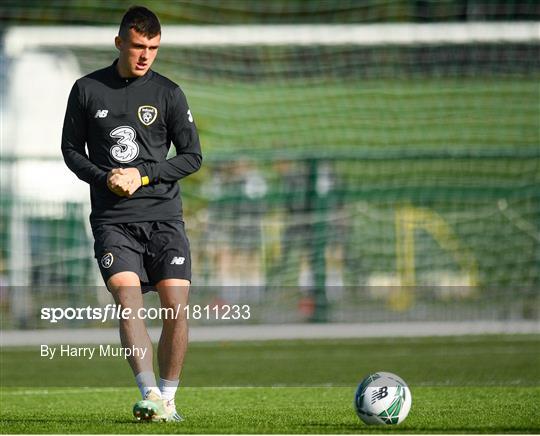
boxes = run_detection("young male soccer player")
[61,6,202,422]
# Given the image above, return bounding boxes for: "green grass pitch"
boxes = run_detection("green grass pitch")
[1,335,539,433]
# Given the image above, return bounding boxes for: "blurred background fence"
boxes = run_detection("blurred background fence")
[0,1,539,329]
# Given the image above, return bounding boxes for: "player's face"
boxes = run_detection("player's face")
[115,28,160,78]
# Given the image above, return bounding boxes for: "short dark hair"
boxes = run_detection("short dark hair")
[119,6,161,39]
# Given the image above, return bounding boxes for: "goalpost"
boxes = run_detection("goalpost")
[4,22,539,53]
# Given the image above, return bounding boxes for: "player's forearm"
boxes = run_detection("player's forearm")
[62,146,108,187]
[136,153,202,184]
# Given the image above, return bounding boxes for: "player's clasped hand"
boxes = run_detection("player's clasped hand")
[107,167,142,197]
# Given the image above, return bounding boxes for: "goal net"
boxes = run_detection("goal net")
[1,22,539,326]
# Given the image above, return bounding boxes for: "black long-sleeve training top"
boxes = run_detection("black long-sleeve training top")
[62,59,202,228]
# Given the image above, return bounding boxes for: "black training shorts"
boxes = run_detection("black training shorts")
[92,220,191,287]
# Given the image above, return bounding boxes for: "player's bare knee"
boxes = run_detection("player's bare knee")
[107,272,143,308]
[156,279,190,308]
[107,271,140,290]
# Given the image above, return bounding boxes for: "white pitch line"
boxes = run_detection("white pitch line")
[6,386,345,396]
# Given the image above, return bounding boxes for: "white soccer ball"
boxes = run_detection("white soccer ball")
[354,371,412,425]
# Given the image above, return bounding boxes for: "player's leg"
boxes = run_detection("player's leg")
[154,278,189,422]
[92,223,162,420]
[107,271,164,421]
[156,278,190,380]
[146,220,192,421]
[107,272,154,383]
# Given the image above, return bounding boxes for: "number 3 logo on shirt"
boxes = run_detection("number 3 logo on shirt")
[109,126,139,163]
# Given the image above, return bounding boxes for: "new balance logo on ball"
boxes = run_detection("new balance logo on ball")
[371,386,389,404]
[94,109,108,118]
[170,256,185,265]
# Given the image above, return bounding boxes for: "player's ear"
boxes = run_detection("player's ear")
[114,36,123,51]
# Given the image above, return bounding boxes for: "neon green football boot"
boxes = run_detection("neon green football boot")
[132,391,164,421]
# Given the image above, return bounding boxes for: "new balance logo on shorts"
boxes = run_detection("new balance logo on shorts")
[94,109,108,118]
[170,256,185,265]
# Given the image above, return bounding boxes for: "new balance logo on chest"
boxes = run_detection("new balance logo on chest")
[170,256,185,265]
[95,110,108,118]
